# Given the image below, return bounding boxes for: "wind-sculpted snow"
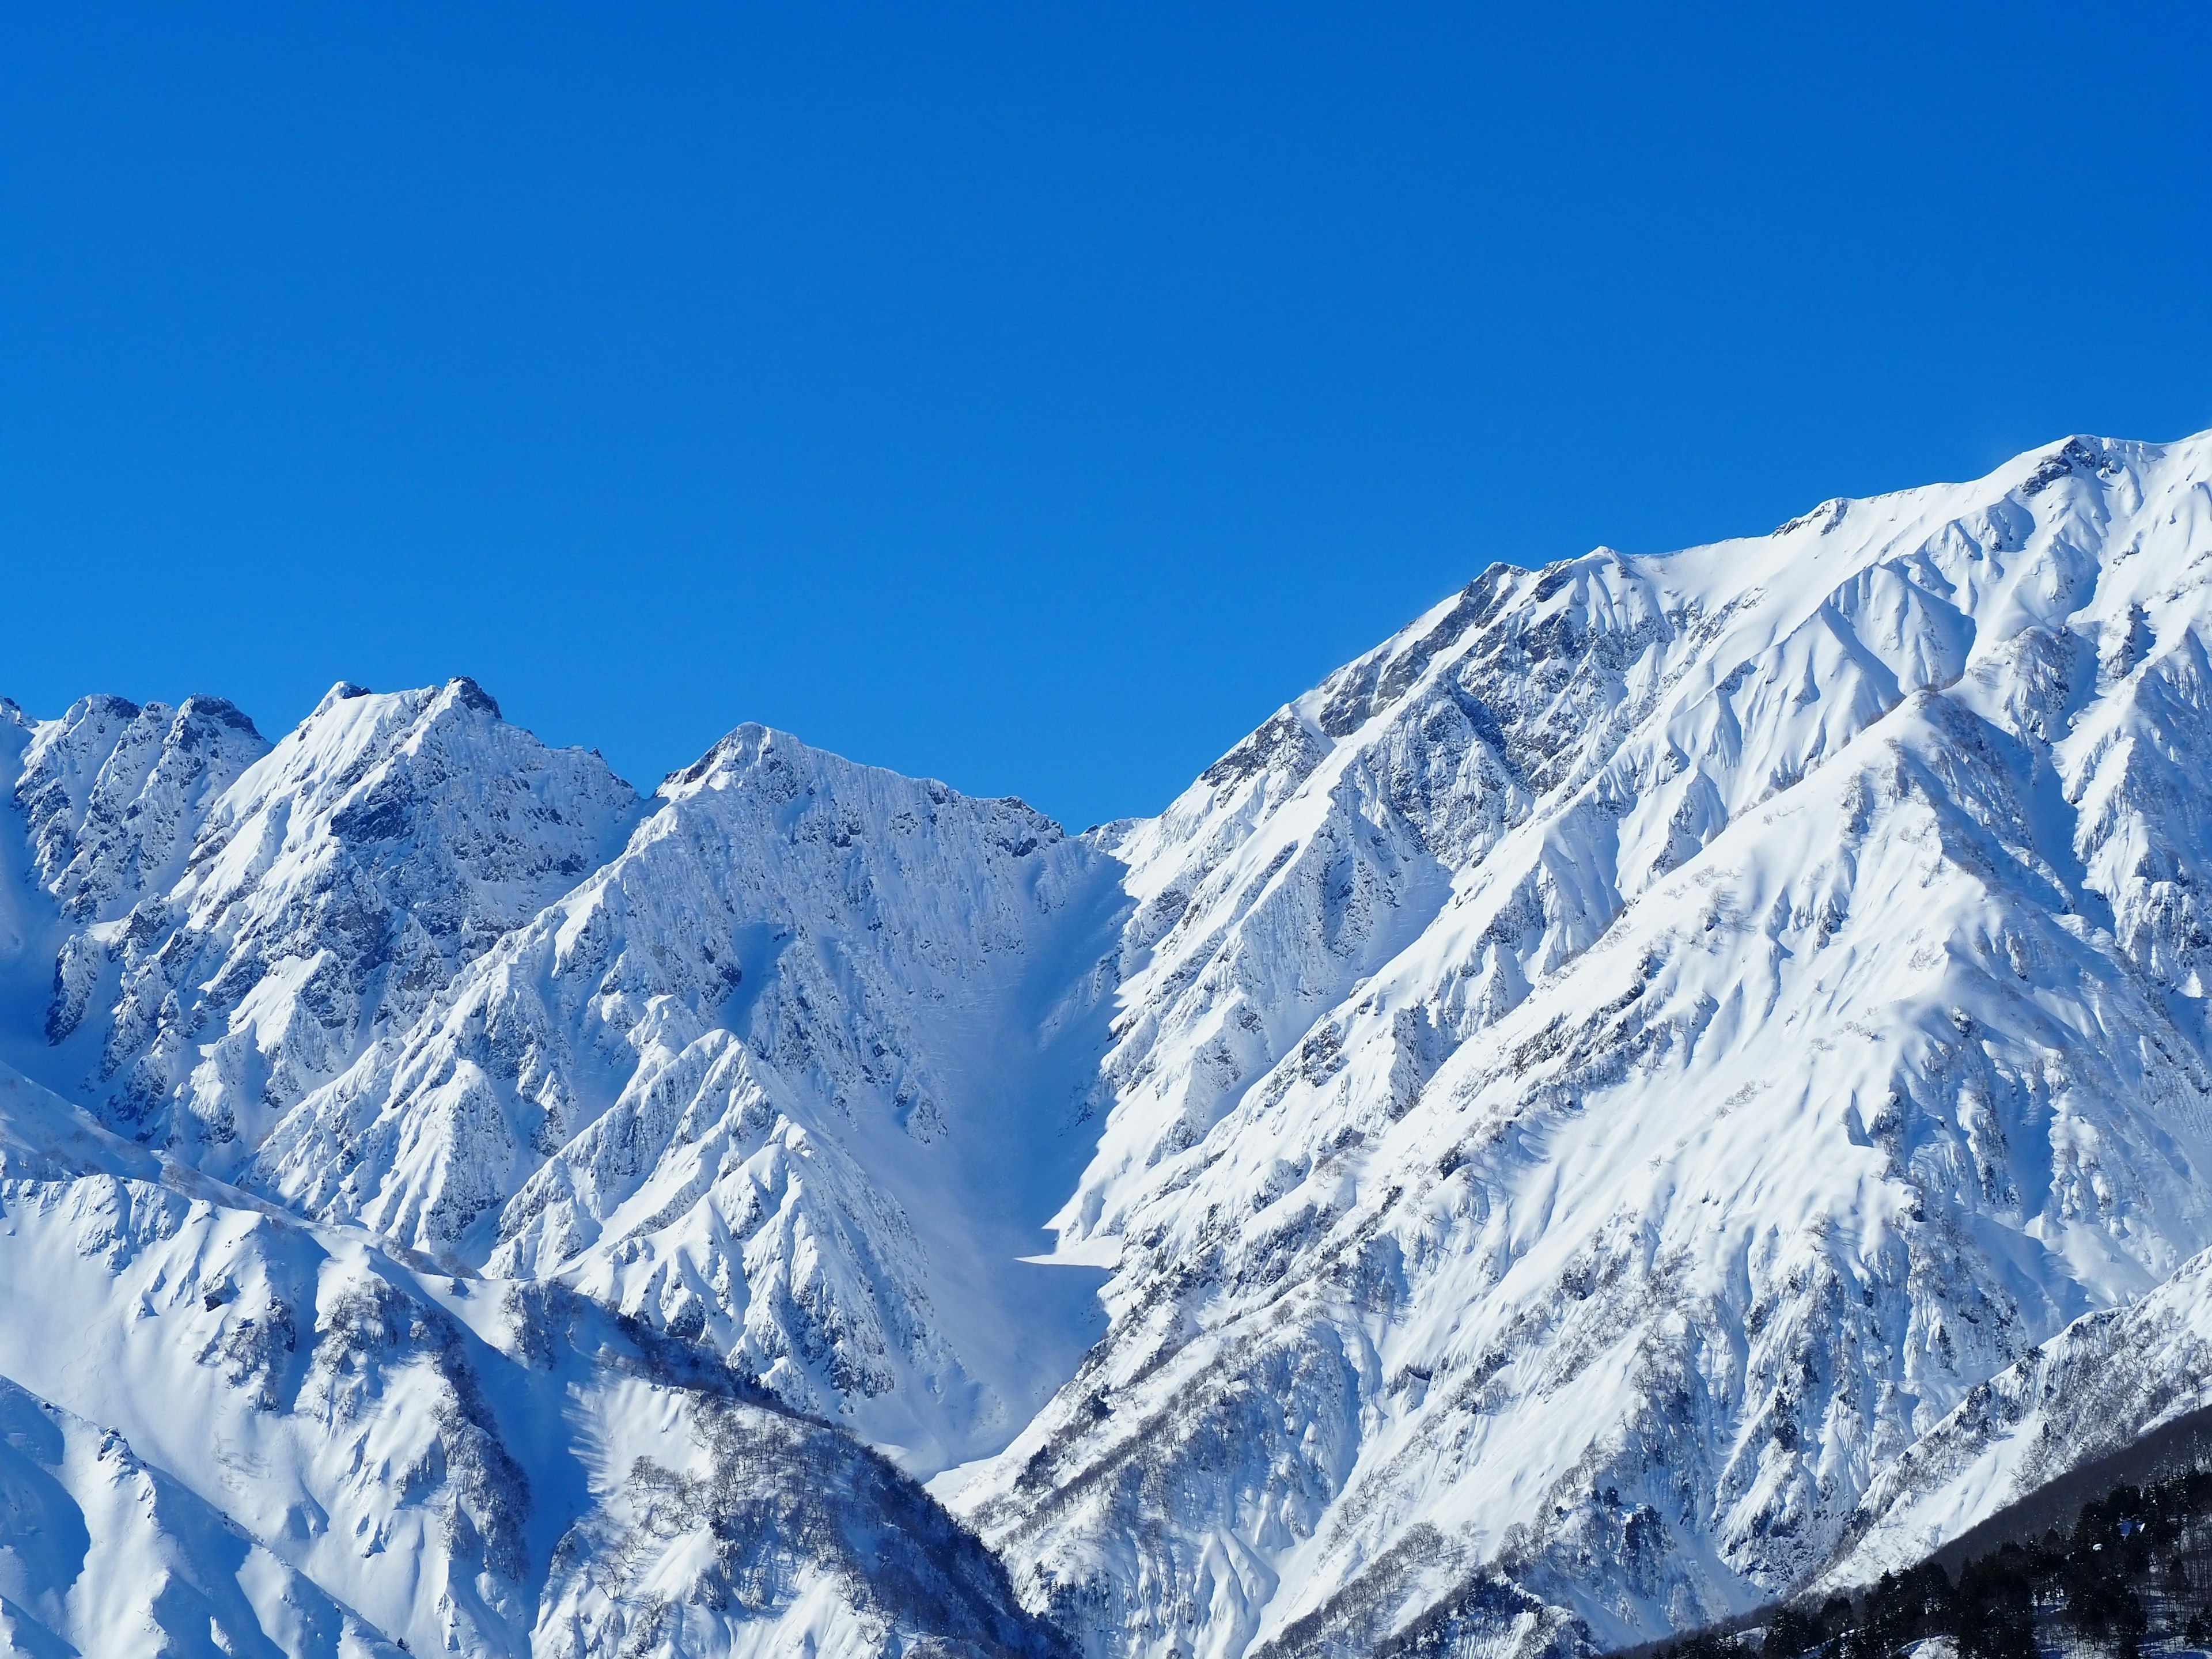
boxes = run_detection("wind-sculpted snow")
[251,722,1126,1472]
[0,1061,1069,1659]
[950,431,2212,1657]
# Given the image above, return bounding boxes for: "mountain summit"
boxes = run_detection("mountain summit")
[6,430,2212,1657]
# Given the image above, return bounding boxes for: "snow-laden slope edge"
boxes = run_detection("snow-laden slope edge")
[1819,1238,2212,1595]
[952,432,2212,1658]
[0,1061,1071,1659]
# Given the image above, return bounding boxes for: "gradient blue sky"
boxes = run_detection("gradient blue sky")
[5,5,2209,829]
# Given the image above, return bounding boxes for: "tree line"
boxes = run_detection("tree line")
[1653,1467,2212,1659]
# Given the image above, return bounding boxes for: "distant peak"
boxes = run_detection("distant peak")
[660,722,787,793]
[444,676,502,718]
[175,695,263,740]
[68,692,142,724]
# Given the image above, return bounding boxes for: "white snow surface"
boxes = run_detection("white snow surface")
[246,721,1126,1474]
[0,1061,1066,1658]
[1814,1236,2212,1594]
[0,678,641,1171]
[9,430,2212,1656]
[953,431,2212,1657]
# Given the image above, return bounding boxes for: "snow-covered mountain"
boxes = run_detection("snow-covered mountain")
[7,429,2212,1658]
[1,679,641,1173]
[0,1061,1070,1658]
[948,430,2212,1657]
[248,722,1126,1472]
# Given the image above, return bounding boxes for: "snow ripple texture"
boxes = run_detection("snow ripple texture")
[5,431,2212,1655]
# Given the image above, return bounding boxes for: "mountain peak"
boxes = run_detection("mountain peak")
[310,679,373,715]
[6,431,2212,1657]
[442,673,502,717]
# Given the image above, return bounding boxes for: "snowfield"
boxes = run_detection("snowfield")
[7,430,2212,1655]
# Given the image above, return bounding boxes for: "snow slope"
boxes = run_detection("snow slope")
[10,429,2212,1658]
[0,1061,1069,1658]
[1820,1237,2212,1593]
[246,722,1126,1474]
[952,432,2212,1657]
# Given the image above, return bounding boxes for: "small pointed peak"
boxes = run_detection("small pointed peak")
[1775,498,1849,536]
[61,692,142,727]
[2020,435,2124,497]
[442,676,502,719]
[312,681,373,718]
[659,722,788,794]
[174,695,263,741]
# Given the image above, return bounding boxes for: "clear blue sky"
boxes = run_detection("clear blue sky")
[5,5,2208,830]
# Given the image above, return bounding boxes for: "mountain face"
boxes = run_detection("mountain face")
[1,679,642,1175]
[4,430,2212,1657]
[948,431,2212,1656]
[249,722,1126,1472]
[1819,1234,2212,1595]
[0,1062,1071,1659]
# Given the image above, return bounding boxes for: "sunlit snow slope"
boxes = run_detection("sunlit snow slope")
[0,1062,1070,1659]
[9,429,2212,1659]
[951,432,2212,1658]
[0,696,1123,1479]
[0,678,641,1173]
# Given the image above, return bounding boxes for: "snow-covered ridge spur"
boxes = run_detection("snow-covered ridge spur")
[7,428,2212,1658]
[0,1059,1071,1658]
[0,680,1127,1479]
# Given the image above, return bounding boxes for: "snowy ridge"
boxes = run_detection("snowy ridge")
[1819,1238,2212,1594]
[248,722,1126,1472]
[953,432,2212,1656]
[0,1060,1068,1658]
[2,678,641,1175]
[6,430,2212,1656]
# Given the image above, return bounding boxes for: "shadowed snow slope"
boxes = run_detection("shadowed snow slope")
[9,430,2212,1658]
